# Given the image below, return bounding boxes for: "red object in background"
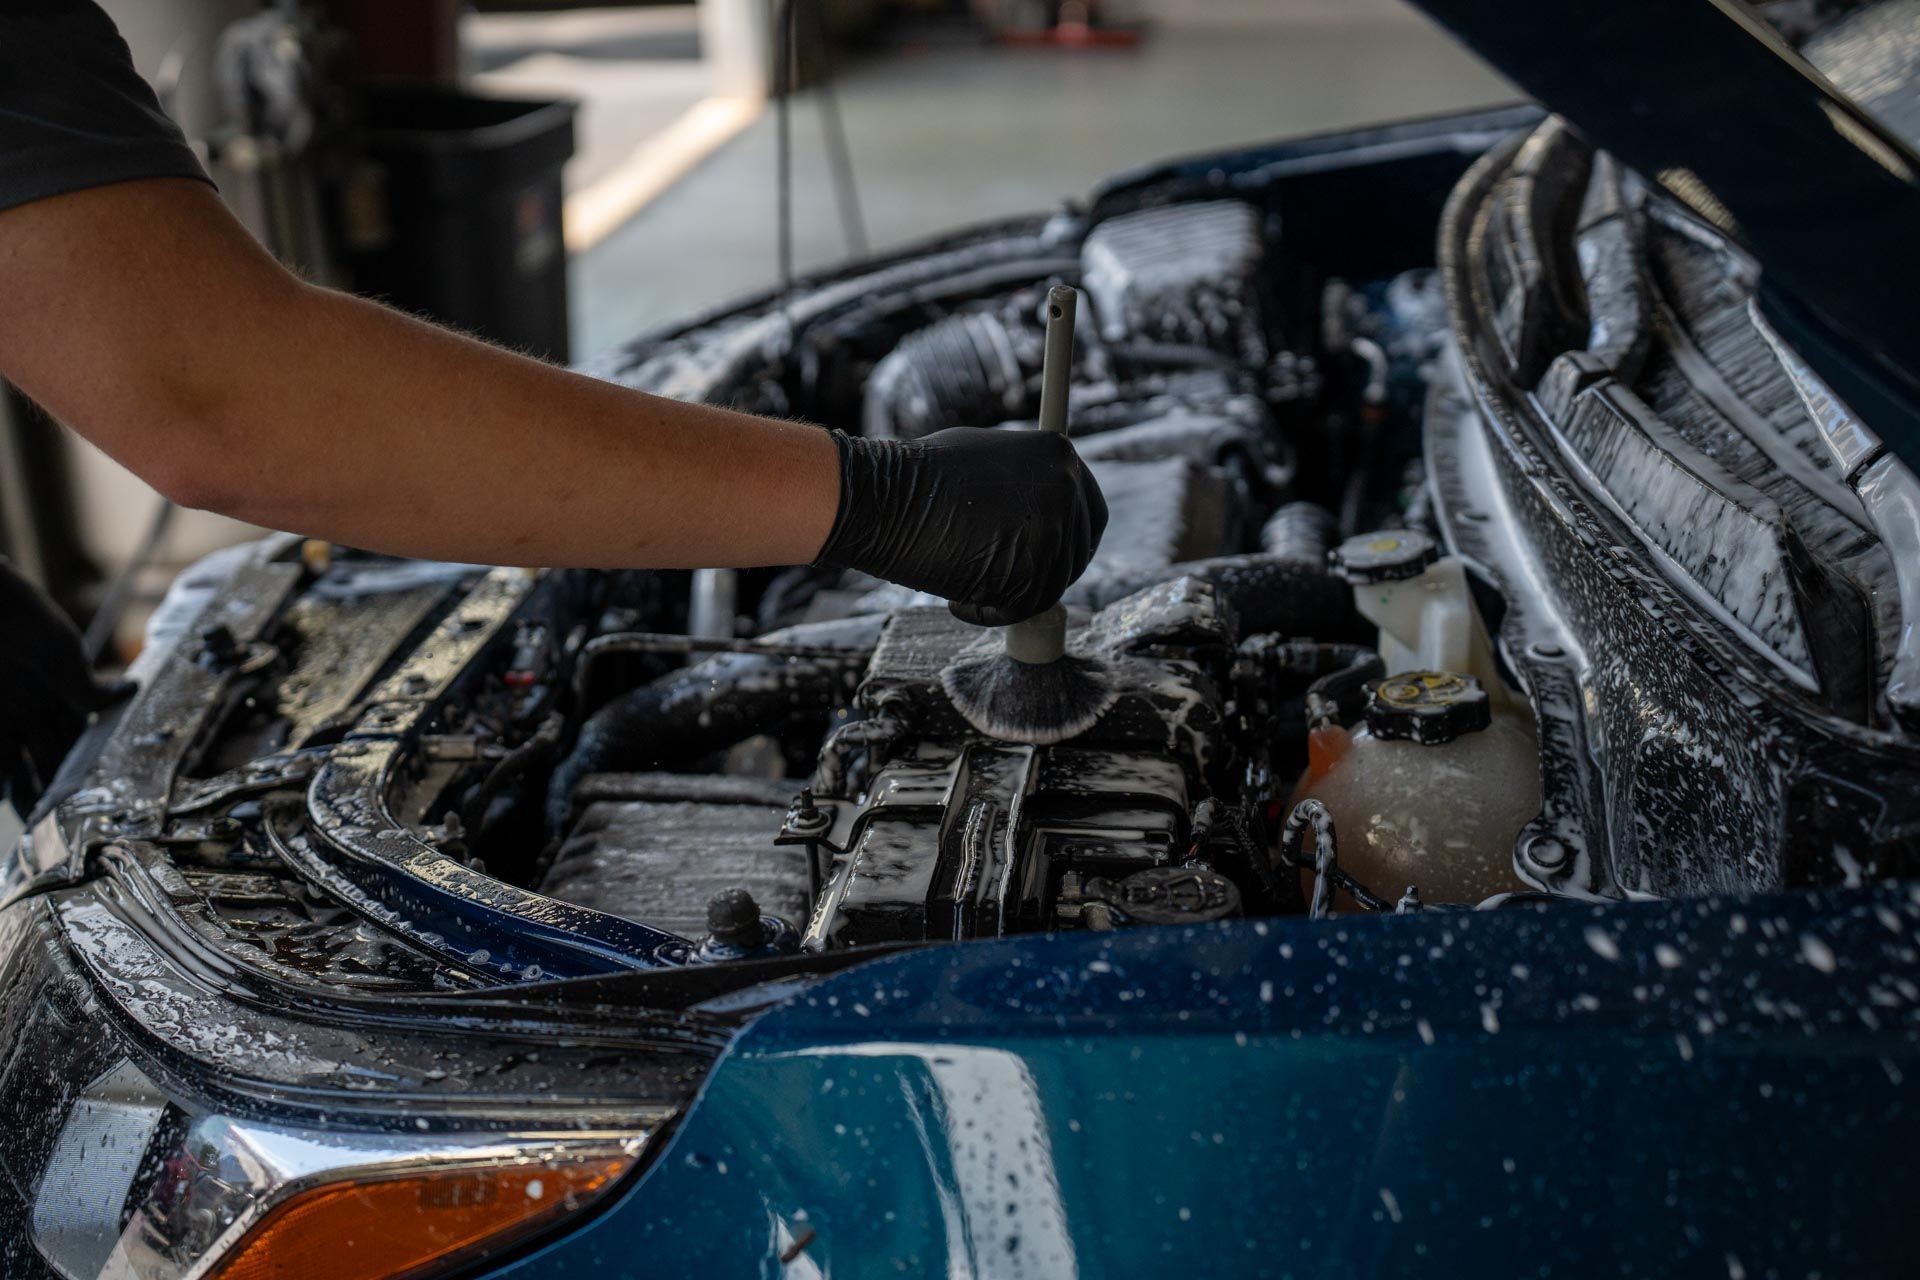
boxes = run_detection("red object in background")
[1305,723,1353,786]
[993,1,1145,48]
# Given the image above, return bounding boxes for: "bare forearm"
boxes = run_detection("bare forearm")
[198,284,839,568]
[0,179,838,570]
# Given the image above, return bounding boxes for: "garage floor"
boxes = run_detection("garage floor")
[570,17,1515,360]
[469,7,712,201]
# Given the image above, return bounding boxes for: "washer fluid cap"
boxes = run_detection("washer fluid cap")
[1365,670,1492,745]
[1329,529,1439,584]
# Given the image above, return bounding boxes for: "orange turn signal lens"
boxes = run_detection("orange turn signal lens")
[211,1151,635,1280]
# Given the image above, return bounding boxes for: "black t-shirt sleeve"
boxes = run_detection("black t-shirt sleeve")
[0,0,211,214]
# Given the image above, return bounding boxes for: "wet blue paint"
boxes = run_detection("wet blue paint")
[490,886,1920,1278]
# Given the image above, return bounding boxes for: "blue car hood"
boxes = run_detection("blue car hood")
[498,886,1920,1278]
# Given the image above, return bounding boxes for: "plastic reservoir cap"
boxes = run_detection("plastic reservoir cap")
[1365,670,1492,745]
[1329,529,1439,584]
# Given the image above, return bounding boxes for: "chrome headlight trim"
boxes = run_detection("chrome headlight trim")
[30,1059,663,1280]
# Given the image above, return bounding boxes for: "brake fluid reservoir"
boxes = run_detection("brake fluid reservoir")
[1330,529,1511,710]
[1295,671,1540,907]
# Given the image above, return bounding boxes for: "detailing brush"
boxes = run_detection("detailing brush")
[942,285,1118,744]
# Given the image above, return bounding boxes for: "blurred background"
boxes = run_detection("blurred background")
[1,0,1513,663]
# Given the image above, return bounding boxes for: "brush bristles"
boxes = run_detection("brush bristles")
[941,652,1118,745]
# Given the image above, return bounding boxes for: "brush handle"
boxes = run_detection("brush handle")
[1004,285,1078,665]
[1036,285,1076,438]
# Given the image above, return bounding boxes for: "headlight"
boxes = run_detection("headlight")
[30,1061,658,1280]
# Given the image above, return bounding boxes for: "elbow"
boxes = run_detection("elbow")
[126,404,245,513]
[129,287,314,520]
[142,449,238,516]
[144,441,291,526]
[133,406,282,521]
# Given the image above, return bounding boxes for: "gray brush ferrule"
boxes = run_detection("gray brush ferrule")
[1006,604,1067,665]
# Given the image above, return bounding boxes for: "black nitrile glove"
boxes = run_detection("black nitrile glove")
[814,427,1108,626]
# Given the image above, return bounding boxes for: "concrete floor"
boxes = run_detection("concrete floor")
[469,7,711,197]
[571,17,1515,359]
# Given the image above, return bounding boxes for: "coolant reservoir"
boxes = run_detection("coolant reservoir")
[1294,671,1540,907]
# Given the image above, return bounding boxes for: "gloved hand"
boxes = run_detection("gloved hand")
[813,427,1108,626]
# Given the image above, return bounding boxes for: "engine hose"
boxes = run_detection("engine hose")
[463,711,564,837]
[1258,501,1336,563]
[1302,645,1385,727]
[1103,340,1242,373]
[1279,798,1397,918]
[811,715,909,797]
[1238,637,1383,729]
[863,307,1035,440]
[547,615,882,833]
[571,629,878,703]
[1067,552,1356,639]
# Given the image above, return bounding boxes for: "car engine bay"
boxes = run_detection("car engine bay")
[33,108,1920,989]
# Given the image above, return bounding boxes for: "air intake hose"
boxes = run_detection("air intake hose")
[547,615,882,833]
[1064,503,1353,638]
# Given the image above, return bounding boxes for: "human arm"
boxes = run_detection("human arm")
[0,0,1104,619]
[0,177,1103,616]
[0,178,845,569]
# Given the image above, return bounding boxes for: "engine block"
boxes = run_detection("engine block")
[793,580,1234,946]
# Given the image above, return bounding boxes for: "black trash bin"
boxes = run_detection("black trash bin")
[349,88,576,363]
